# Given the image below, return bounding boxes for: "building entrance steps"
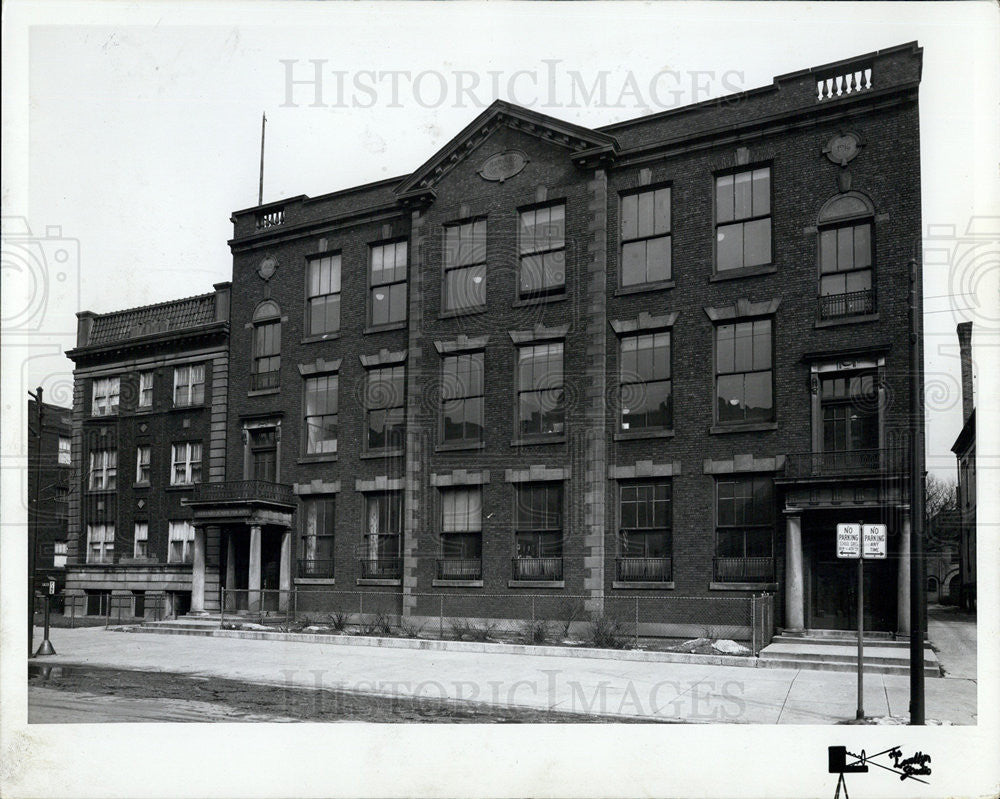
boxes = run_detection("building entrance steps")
[758,635,940,677]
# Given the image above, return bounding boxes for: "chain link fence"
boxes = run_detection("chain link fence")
[221,588,776,655]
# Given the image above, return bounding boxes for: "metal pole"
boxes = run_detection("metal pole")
[856,537,864,720]
[258,112,266,206]
[36,592,56,656]
[908,255,926,725]
[28,387,43,657]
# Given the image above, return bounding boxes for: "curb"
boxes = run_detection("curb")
[121,624,762,669]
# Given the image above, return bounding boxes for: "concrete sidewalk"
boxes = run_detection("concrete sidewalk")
[30,626,976,724]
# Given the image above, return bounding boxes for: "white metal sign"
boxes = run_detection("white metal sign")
[862,524,888,559]
[836,523,861,558]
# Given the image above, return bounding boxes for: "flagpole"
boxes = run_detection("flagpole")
[258,112,266,206]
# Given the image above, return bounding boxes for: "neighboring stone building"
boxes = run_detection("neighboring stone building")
[952,321,976,611]
[63,286,231,619]
[27,398,72,599]
[65,42,926,637]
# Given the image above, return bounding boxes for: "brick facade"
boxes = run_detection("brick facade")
[64,43,925,634]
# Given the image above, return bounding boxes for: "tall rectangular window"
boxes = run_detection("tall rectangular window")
[517,342,564,437]
[362,491,402,578]
[138,371,154,408]
[618,480,672,582]
[89,449,117,491]
[819,223,874,318]
[91,377,120,416]
[58,436,71,465]
[304,375,338,455]
[715,476,774,563]
[167,520,195,564]
[86,523,114,564]
[173,364,205,406]
[134,522,149,558]
[248,428,277,481]
[441,352,484,445]
[369,240,408,326]
[621,187,671,286]
[307,254,342,335]
[715,167,771,272]
[299,497,335,578]
[440,486,483,560]
[514,483,563,580]
[136,445,151,484]
[518,203,565,298]
[715,319,773,424]
[443,219,487,311]
[620,331,672,431]
[252,320,281,390]
[170,442,202,486]
[365,366,405,451]
[821,372,879,453]
[53,541,67,569]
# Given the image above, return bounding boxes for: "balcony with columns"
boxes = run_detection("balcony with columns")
[183,480,297,615]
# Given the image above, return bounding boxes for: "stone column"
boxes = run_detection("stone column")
[248,524,262,612]
[190,525,207,614]
[785,512,805,632]
[897,510,911,635]
[225,531,236,611]
[278,529,292,611]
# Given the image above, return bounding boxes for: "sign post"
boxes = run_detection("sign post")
[837,522,887,721]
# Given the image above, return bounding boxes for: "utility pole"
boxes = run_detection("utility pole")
[258,112,266,206]
[27,387,43,657]
[908,256,926,724]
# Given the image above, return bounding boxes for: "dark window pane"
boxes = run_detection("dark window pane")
[716,222,742,271]
[622,241,646,286]
[716,174,734,224]
[621,194,638,240]
[743,218,771,266]
[647,236,671,282]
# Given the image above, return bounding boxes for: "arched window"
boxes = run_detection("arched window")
[817,192,876,320]
[927,576,938,592]
[251,301,281,391]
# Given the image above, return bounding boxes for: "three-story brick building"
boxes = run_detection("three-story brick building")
[67,42,925,638]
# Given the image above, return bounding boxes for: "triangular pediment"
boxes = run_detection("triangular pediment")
[394,100,618,200]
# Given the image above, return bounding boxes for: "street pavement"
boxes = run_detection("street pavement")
[28,625,977,724]
[927,604,977,679]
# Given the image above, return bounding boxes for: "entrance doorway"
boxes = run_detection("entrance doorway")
[805,515,896,632]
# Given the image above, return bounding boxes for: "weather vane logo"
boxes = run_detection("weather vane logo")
[828,745,931,797]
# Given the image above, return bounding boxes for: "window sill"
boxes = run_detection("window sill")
[438,307,487,320]
[709,421,777,435]
[709,582,778,591]
[364,322,407,335]
[612,581,676,590]
[85,489,116,496]
[435,441,486,453]
[295,577,336,585]
[710,264,776,282]
[614,280,675,297]
[507,580,565,589]
[512,293,566,309]
[134,407,155,415]
[510,435,566,447]
[298,454,339,464]
[133,483,151,490]
[432,579,484,588]
[247,388,280,397]
[360,449,404,460]
[814,313,880,329]
[165,484,197,492]
[356,578,401,587]
[614,428,675,442]
[169,403,206,412]
[301,332,342,344]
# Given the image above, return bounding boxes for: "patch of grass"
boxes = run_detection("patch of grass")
[327,611,350,632]
[449,619,497,642]
[584,615,630,649]
[520,619,551,645]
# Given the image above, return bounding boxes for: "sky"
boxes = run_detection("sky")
[5,2,999,478]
